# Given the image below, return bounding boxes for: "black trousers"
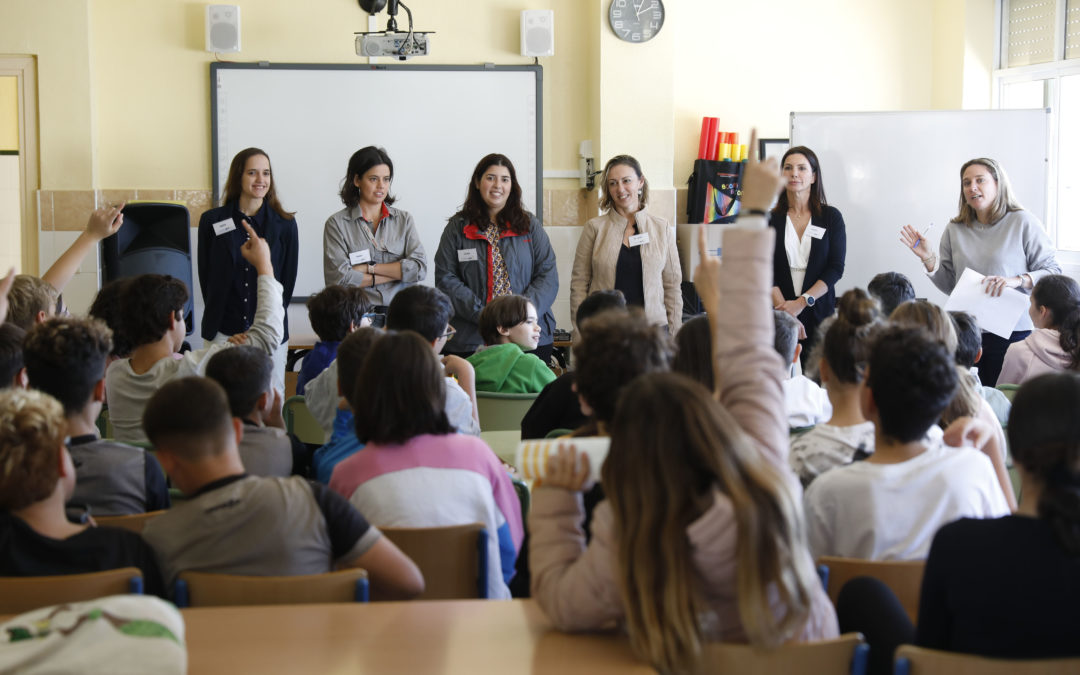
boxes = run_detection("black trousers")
[837,577,915,675]
[978,330,1030,387]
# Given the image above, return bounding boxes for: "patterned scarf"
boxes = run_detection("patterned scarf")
[483,221,512,299]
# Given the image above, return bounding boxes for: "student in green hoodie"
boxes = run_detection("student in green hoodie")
[468,295,556,394]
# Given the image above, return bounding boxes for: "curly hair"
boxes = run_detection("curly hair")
[0,388,67,511]
[89,278,135,358]
[868,326,959,443]
[306,285,371,343]
[120,275,189,347]
[23,317,113,416]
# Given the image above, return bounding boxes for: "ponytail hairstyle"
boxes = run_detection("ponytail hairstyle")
[222,148,295,219]
[812,288,882,384]
[1008,372,1080,555]
[1032,275,1080,370]
[605,373,817,673]
[890,300,981,427]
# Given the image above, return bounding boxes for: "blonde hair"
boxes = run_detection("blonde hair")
[604,373,817,673]
[599,155,649,213]
[6,275,59,330]
[890,300,981,425]
[951,158,1023,226]
[0,388,67,511]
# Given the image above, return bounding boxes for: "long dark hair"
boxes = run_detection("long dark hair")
[1008,372,1080,555]
[1033,275,1080,370]
[815,289,882,384]
[456,153,531,235]
[339,146,396,209]
[222,148,294,219]
[771,146,827,221]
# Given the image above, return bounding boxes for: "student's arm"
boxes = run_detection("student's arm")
[443,356,480,427]
[382,211,427,284]
[942,415,1017,512]
[42,205,124,292]
[236,221,284,355]
[308,482,423,599]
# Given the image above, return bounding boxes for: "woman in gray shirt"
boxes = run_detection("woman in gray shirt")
[323,146,427,310]
[901,157,1060,385]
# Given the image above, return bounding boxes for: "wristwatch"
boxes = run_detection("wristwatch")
[367,263,376,275]
[801,293,816,307]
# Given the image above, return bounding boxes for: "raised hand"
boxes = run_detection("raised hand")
[900,224,933,262]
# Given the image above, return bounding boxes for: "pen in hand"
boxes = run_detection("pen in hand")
[913,222,934,250]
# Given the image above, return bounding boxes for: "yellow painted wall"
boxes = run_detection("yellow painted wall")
[0,76,17,151]
[0,0,93,187]
[1,0,996,192]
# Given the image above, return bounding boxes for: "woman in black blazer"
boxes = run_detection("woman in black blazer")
[770,146,846,367]
[197,147,298,390]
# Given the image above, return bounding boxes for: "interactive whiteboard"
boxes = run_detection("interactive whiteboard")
[790,109,1050,303]
[211,63,542,298]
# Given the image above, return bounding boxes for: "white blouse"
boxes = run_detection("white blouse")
[785,214,813,295]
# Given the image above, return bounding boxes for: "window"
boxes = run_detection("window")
[996,0,1080,255]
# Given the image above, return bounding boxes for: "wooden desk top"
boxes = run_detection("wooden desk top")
[181,598,652,675]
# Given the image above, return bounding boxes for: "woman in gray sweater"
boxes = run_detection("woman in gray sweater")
[901,157,1060,386]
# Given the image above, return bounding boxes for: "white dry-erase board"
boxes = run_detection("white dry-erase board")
[211,63,542,299]
[790,109,1050,304]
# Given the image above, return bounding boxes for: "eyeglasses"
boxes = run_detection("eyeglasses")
[440,326,456,341]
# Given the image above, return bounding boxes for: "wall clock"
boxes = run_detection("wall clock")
[608,0,665,43]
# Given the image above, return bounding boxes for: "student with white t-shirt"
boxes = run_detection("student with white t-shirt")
[773,310,831,427]
[804,326,1011,561]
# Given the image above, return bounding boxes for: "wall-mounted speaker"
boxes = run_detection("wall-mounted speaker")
[206,5,241,54]
[520,10,554,57]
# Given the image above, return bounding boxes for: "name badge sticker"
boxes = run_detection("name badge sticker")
[349,249,372,265]
[458,249,479,262]
[212,218,237,236]
[807,225,826,240]
[628,232,651,247]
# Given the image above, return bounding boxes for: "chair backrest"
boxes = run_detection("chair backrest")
[543,427,574,439]
[995,383,1020,402]
[282,395,324,444]
[174,568,369,608]
[380,523,488,599]
[818,556,925,623]
[94,510,167,534]
[695,633,869,675]
[894,645,1080,675]
[0,567,144,614]
[476,391,538,432]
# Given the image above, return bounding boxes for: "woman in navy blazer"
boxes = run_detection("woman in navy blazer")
[769,146,846,367]
[198,147,298,388]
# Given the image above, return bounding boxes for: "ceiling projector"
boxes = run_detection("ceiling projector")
[355,0,432,60]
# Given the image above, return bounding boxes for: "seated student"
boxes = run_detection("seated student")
[89,278,135,363]
[305,285,480,437]
[467,295,555,394]
[999,274,1080,385]
[140,377,423,598]
[0,323,27,389]
[311,327,383,484]
[329,331,523,599]
[950,310,1011,426]
[296,284,370,396]
[838,374,1080,674]
[804,326,1012,561]
[789,289,882,486]
[672,314,714,391]
[867,271,915,317]
[0,389,163,595]
[530,155,838,674]
[105,222,282,443]
[6,204,125,329]
[520,289,627,439]
[23,317,169,516]
[774,310,831,427]
[205,346,306,478]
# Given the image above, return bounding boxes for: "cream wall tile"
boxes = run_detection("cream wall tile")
[37,230,54,273]
[38,190,54,231]
[134,189,176,202]
[63,271,100,316]
[543,225,582,330]
[52,190,96,231]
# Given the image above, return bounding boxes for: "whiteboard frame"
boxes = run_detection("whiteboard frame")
[209,62,543,298]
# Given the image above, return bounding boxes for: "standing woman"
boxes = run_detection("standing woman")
[435,153,558,362]
[198,147,298,393]
[901,158,1061,386]
[570,155,682,334]
[323,146,427,310]
[770,147,846,367]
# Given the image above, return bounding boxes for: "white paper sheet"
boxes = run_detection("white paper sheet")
[943,268,1029,339]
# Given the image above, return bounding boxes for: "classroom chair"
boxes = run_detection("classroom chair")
[995,383,1020,402]
[282,395,324,445]
[380,523,489,600]
[476,391,538,432]
[694,632,869,675]
[173,568,369,608]
[0,568,144,615]
[543,428,574,439]
[893,645,1080,675]
[817,556,925,624]
[93,510,167,535]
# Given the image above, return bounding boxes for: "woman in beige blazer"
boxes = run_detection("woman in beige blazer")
[570,155,683,333]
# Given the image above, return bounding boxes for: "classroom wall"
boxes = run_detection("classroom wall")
[1,0,997,316]
[0,76,18,152]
